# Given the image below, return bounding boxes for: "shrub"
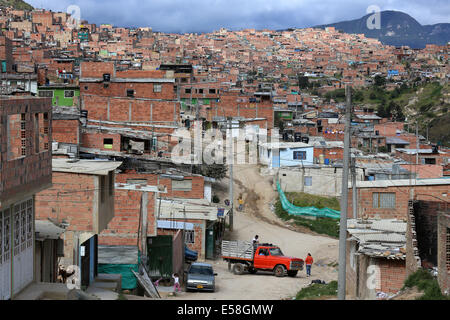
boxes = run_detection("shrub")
[296,281,338,300]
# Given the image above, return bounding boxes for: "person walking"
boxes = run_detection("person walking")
[172,273,181,293]
[238,196,244,211]
[305,253,314,277]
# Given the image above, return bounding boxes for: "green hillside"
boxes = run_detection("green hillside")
[0,0,33,10]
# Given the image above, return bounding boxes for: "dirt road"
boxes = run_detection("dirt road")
[169,164,339,300]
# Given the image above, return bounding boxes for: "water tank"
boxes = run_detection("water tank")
[324,158,330,165]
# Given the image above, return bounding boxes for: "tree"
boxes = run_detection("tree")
[298,75,309,89]
[374,75,386,87]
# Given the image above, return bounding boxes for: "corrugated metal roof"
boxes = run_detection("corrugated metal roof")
[98,245,138,264]
[52,159,123,175]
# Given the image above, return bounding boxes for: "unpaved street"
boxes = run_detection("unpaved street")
[169,165,339,300]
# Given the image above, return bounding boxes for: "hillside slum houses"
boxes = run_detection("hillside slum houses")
[0,6,448,299]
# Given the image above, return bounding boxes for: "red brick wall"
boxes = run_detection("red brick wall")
[98,189,156,246]
[313,147,344,161]
[52,119,79,144]
[348,184,450,219]
[81,132,121,152]
[378,259,407,294]
[81,95,178,123]
[35,172,96,229]
[0,97,52,206]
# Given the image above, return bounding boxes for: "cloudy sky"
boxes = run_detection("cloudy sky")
[27,0,450,33]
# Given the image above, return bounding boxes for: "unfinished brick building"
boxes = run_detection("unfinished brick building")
[79,61,180,157]
[0,96,52,300]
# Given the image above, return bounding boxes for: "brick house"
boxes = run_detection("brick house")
[35,159,122,287]
[348,178,450,220]
[1,96,52,300]
[346,219,407,299]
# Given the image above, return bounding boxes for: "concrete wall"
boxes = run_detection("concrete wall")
[276,166,364,197]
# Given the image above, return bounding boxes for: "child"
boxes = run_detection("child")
[172,273,181,292]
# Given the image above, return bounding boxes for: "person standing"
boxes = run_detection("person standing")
[305,253,314,277]
[172,273,181,293]
[238,196,244,211]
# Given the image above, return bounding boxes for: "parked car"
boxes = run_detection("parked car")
[222,240,304,277]
[185,262,217,292]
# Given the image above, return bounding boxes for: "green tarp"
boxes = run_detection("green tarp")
[97,263,139,290]
[277,181,341,219]
[97,251,141,290]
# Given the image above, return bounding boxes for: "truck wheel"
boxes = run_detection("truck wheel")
[274,265,286,277]
[287,270,298,277]
[248,267,257,274]
[233,263,245,275]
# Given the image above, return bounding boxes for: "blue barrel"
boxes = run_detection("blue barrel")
[324,158,330,165]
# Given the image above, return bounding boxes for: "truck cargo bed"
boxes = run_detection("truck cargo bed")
[221,240,254,261]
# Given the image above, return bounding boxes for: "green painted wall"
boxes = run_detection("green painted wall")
[38,88,80,107]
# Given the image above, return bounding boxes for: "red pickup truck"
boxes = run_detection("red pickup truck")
[222,241,304,277]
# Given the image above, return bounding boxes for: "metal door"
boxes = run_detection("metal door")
[12,199,34,296]
[147,235,172,279]
[1,209,12,300]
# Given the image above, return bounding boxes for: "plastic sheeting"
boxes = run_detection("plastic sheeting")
[277,181,341,219]
[97,251,141,290]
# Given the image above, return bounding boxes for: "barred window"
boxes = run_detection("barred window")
[185,230,195,244]
[38,91,53,98]
[153,84,162,93]
[372,192,396,209]
[64,90,74,98]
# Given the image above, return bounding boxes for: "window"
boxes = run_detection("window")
[424,158,436,165]
[198,89,203,94]
[153,84,162,93]
[126,89,134,97]
[209,88,216,94]
[185,88,191,94]
[172,179,192,191]
[103,138,113,149]
[293,151,306,160]
[38,90,53,98]
[64,90,74,98]
[304,176,312,186]
[372,192,396,209]
[185,230,195,244]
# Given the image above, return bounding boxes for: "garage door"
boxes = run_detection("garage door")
[0,208,12,300]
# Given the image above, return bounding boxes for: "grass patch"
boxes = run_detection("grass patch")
[274,199,340,238]
[284,192,341,211]
[296,281,338,300]
[403,269,449,300]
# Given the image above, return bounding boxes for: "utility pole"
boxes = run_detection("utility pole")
[338,84,352,300]
[351,157,357,219]
[227,117,234,232]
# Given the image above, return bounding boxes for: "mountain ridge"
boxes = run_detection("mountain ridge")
[314,10,449,48]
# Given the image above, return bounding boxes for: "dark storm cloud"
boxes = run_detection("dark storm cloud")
[27,0,450,32]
